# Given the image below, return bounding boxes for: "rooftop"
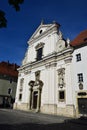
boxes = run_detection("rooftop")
[71,30,87,47]
[0,61,19,77]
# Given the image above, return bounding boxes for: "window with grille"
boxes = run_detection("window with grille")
[59,90,65,102]
[76,53,81,62]
[77,73,83,82]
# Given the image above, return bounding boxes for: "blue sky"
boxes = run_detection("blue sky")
[0,0,87,65]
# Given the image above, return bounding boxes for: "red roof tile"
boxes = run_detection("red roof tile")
[0,61,19,77]
[71,30,87,46]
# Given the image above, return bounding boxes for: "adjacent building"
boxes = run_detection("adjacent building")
[71,30,87,116]
[0,61,19,108]
[14,21,87,117]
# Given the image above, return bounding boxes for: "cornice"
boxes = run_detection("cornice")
[18,47,73,73]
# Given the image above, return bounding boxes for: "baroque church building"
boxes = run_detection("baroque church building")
[14,21,87,117]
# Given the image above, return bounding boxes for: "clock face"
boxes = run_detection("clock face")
[57,40,65,52]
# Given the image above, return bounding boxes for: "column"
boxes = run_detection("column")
[36,86,41,112]
[29,86,32,110]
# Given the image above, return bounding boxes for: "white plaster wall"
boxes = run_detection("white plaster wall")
[45,67,57,104]
[16,65,57,107]
[39,66,57,106]
[72,46,87,91]
[15,77,20,103]
[27,32,59,63]
[22,74,30,103]
[34,27,49,38]
[65,63,73,105]
[15,74,23,103]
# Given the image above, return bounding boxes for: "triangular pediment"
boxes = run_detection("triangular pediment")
[28,23,53,42]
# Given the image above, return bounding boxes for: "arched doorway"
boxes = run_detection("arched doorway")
[29,81,43,112]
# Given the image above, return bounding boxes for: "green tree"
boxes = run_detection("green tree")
[0,0,24,28]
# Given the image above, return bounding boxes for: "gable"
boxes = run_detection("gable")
[28,23,54,43]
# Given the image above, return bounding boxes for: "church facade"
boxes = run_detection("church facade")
[14,22,87,117]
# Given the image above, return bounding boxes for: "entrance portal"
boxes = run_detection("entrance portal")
[78,98,87,114]
[33,91,38,109]
[28,71,43,112]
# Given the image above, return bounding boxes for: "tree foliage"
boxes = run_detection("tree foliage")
[0,0,24,28]
[0,10,7,28]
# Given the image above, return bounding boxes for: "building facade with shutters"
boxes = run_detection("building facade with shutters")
[0,61,19,108]
[14,21,87,117]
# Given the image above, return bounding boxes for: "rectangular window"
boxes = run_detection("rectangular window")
[76,53,81,62]
[8,88,12,94]
[77,73,83,82]
[37,48,42,61]
[59,90,65,102]
[19,94,22,101]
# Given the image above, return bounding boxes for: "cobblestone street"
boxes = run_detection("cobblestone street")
[0,109,87,130]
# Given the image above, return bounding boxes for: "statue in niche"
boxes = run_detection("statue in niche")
[34,71,40,86]
[34,71,43,87]
[29,70,43,88]
[58,68,65,88]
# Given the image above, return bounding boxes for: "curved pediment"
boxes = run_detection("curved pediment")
[35,42,45,50]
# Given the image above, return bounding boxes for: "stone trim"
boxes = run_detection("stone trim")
[14,103,29,110]
[45,62,57,69]
[41,104,57,114]
[28,24,59,45]
[35,42,45,50]
[18,47,73,73]
[58,90,66,102]
[57,105,76,117]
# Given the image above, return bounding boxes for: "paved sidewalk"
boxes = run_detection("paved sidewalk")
[0,109,87,130]
[0,109,72,124]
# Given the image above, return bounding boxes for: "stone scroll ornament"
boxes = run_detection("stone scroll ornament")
[29,70,43,88]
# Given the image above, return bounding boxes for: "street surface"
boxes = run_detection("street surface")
[0,109,87,130]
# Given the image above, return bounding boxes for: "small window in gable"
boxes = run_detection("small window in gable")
[39,30,43,34]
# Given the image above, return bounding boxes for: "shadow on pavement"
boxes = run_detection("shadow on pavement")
[0,118,87,130]
[65,116,87,126]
